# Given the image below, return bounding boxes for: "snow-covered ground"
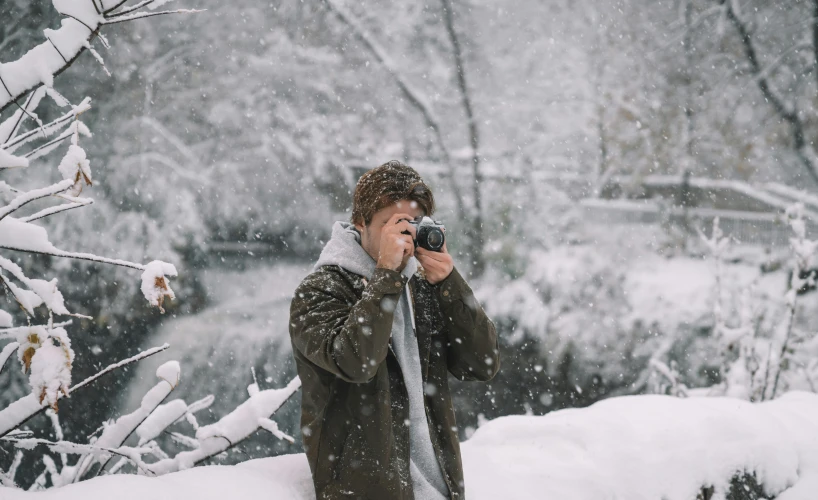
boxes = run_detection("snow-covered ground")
[8,391,818,499]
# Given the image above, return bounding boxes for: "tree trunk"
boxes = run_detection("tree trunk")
[441,0,485,277]
[721,0,818,186]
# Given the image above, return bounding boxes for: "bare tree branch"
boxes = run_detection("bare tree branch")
[720,0,818,185]
[320,0,468,224]
[103,9,205,25]
[813,0,818,92]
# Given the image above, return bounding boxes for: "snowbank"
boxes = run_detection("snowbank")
[6,392,818,499]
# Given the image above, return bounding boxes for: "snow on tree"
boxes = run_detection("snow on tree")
[1,0,187,418]
[0,0,299,492]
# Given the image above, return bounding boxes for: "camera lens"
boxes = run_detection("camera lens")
[427,229,444,249]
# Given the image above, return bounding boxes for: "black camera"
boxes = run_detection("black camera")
[402,216,446,252]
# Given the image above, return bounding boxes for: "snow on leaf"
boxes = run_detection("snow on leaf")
[26,329,74,411]
[140,261,178,312]
[156,360,181,389]
[26,278,70,316]
[57,143,92,196]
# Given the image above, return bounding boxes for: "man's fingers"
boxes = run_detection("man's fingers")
[398,234,415,247]
[418,252,443,269]
[388,213,415,226]
[386,220,416,239]
[417,247,448,262]
[402,238,415,256]
[417,255,436,271]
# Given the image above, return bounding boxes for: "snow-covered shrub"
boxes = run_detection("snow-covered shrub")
[688,207,818,402]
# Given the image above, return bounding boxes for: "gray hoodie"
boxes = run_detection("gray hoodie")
[313,221,449,500]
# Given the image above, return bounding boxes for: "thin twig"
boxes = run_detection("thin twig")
[19,200,94,223]
[0,179,75,222]
[104,0,157,19]
[103,9,205,25]
[0,245,145,271]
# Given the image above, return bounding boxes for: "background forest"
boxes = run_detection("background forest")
[3,0,818,489]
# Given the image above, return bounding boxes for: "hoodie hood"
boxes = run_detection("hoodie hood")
[313,221,418,281]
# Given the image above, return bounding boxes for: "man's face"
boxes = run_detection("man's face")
[355,199,425,266]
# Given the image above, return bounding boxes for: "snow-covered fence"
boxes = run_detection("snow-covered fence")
[578,174,818,247]
[580,198,817,248]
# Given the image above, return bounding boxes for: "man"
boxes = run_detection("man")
[289,160,499,499]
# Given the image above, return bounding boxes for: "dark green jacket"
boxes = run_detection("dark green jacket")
[289,264,499,499]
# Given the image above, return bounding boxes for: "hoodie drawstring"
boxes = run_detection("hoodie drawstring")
[405,282,416,334]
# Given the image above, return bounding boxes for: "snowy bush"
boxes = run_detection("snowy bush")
[680,207,818,401]
[467,199,818,424]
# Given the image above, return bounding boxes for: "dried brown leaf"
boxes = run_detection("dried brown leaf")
[22,346,35,374]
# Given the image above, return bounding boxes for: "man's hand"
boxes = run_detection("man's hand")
[376,213,417,272]
[416,233,453,285]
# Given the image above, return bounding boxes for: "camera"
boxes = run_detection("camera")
[402,216,446,252]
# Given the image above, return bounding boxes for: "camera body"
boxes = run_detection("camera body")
[404,216,446,252]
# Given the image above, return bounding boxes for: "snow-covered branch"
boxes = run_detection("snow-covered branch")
[146,376,301,475]
[0,180,75,222]
[0,1,198,114]
[2,437,154,476]
[74,361,181,480]
[0,216,178,279]
[1,98,91,154]
[0,3,102,114]
[0,344,170,438]
[18,198,94,223]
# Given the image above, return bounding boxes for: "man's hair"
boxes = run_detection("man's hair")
[351,160,436,227]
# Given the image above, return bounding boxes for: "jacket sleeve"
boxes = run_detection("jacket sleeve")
[435,266,500,382]
[289,266,408,384]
